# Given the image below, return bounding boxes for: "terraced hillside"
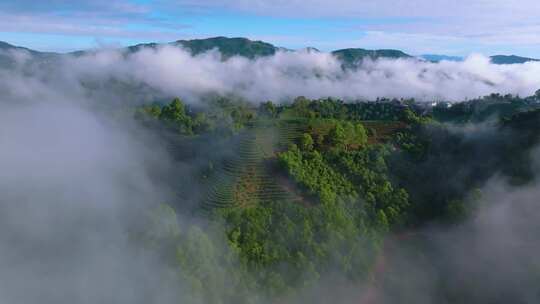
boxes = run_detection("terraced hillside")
[202,118,304,210]
[201,115,406,211]
[362,121,407,144]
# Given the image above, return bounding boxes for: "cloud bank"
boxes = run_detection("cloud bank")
[374,176,540,304]
[4,46,540,104]
[0,101,183,303]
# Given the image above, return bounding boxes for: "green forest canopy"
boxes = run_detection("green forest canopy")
[133,91,540,303]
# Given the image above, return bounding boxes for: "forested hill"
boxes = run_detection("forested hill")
[0,41,40,54]
[124,36,280,59]
[332,48,412,67]
[0,41,59,69]
[175,36,281,59]
[128,91,540,303]
[489,55,540,64]
[123,37,414,62]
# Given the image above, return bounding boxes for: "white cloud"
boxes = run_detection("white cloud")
[0,86,179,304]
[3,46,540,104]
[44,46,540,102]
[0,0,189,44]
[0,13,186,40]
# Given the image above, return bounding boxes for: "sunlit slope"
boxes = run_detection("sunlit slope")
[202,118,304,210]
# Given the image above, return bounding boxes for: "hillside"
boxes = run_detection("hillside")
[490,55,540,64]
[0,41,43,55]
[173,36,279,59]
[0,41,59,68]
[127,91,540,303]
[332,48,412,67]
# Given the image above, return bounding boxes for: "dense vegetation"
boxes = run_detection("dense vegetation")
[332,48,411,68]
[175,37,279,59]
[132,91,540,303]
[432,91,540,123]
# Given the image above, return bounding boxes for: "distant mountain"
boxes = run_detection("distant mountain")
[0,41,60,69]
[0,41,17,68]
[124,37,413,65]
[122,37,279,59]
[0,41,59,57]
[419,54,540,64]
[0,41,35,53]
[420,54,464,62]
[173,37,278,59]
[124,42,160,54]
[2,37,539,68]
[490,55,540,64]
[0,41,14,50]
[331,48,412,68]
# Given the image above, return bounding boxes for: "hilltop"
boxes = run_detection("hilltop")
[490,55,540,64]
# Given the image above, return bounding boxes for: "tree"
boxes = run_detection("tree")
[293,96,310,109]
[193,112,212,133]
[143,204,180,248]
[159,98,194,134]
[160,98,187,121]
[328,122,367,150]
[376,210,390,232]
[349,122,368,149]
[316,134,325,148]
[144,104,162,118]
[445,200,468,223]
[401,108,418,123]
[329,123,346,148]
[260,101,278,117]
[134,104,161,121]
[300,133,314,151]
[292,96,316,118]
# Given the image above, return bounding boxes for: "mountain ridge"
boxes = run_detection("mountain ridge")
[490,55,540,64]
[0,37,538,65]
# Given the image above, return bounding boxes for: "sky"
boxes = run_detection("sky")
[0,0,540,56]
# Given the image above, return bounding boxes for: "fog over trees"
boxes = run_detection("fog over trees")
[1,43,540,304]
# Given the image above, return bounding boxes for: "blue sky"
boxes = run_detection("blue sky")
[1,0,539,56]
